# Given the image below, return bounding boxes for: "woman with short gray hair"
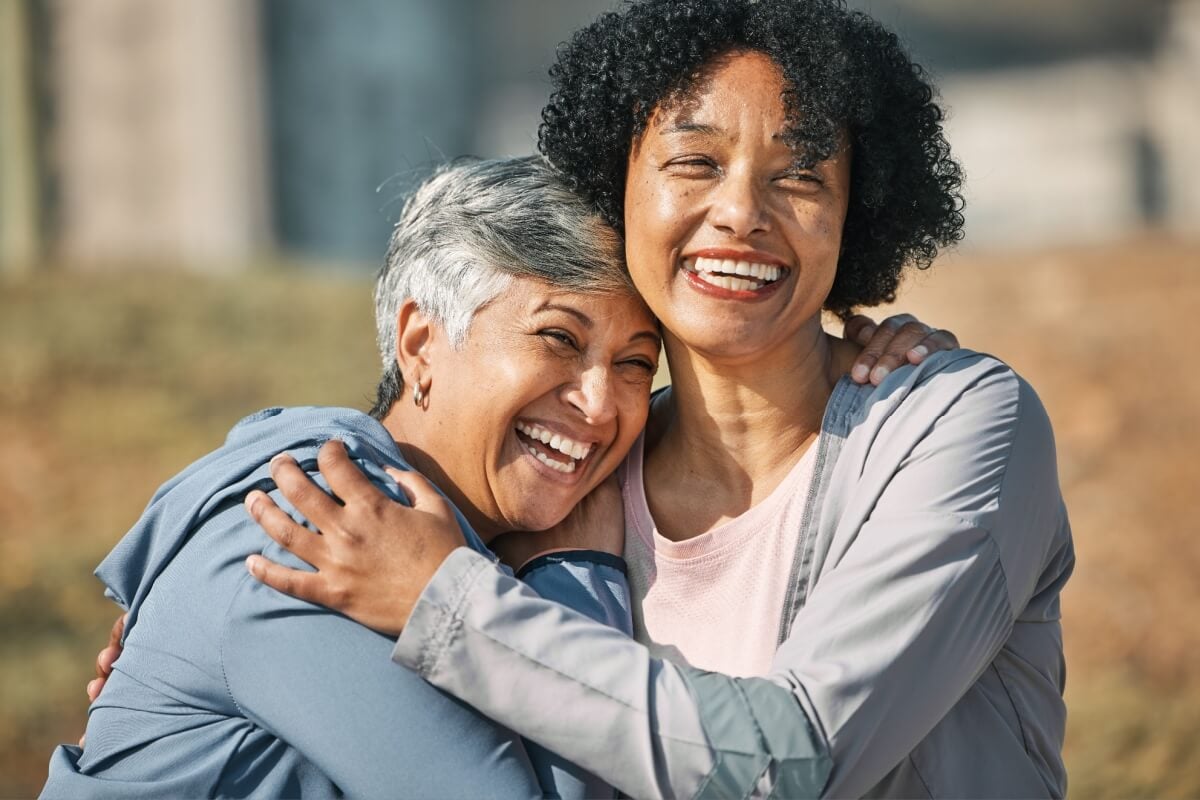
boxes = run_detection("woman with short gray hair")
[44,155,661,799]
[370,156,635,417]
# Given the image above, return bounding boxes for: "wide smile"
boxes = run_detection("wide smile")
[514,421,597,480]
[682,256,790,299]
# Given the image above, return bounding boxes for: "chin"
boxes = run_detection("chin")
[508,504,574,534]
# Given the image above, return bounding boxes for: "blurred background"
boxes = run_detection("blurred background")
[1,0,1197,796]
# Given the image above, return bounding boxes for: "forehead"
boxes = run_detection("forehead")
[654,50,789,127]
[484,278,652,325]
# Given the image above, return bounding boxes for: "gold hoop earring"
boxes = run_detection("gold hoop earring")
[412,385,425,407]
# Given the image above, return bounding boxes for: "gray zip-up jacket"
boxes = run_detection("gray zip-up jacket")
[42,406,629,799]
[390,351,1075,798]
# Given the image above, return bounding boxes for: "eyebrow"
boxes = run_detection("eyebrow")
[537,302,593,328]
[665,119,787,143]
[630,330,663,348]
[665,120,721,136]
[536,302,662,347]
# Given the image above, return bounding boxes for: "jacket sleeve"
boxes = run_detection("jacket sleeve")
[224,463,629,800]
[390,367,1068,799]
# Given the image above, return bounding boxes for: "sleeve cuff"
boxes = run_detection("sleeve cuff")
[390,546,492,676]
[515,550,629,581]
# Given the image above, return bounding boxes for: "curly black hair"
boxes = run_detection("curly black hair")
[539,0,965,315]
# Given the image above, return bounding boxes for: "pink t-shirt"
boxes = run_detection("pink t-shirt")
[621,432,818,678]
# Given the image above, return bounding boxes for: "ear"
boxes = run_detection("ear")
[395,299,435,382]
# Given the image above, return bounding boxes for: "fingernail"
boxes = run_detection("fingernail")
[851,364,870,382]
[910,345,929,359]
[86,679,98,697]
[245,555,261,577]
[856,325,876,344]
[871,365,890,383]
[244,492,261,516]
[270,453,289,468]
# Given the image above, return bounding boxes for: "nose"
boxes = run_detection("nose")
[708,169,770,238]
[564,365,618,427]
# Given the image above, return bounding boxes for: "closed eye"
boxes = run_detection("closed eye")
[540,329,579,350]
[775,171,823,186]
[662,156,719,177]
[623,357,657,373]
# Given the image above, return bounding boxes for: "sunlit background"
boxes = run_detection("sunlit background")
[2,1,1198,796]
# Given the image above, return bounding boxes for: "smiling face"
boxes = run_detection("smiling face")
[396,278,660,539]
[623,50,852,364]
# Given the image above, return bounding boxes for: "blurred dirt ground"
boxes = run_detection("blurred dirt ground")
[2,239,1197,797]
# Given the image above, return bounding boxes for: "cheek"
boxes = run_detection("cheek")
[625,191,699,292]
[786,200,847,258]
[616,384,652,442]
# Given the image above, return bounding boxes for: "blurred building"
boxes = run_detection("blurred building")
[864,0,1200,249]
[1,0,1198,274]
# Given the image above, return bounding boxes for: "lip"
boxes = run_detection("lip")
[684,247,791,268]
[680,249,791,302]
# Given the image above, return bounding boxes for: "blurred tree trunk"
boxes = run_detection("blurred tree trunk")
[0,0,40,274]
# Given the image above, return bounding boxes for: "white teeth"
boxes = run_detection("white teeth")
[695,272,759,291]
[515,422,594,466]
[523,443,577,473]
[690,257,784,289]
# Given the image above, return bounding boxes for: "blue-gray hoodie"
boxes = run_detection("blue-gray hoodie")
[42,406,629,799]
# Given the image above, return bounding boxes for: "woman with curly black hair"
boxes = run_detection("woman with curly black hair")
[539,0,965,320]
[243,1,1073,797]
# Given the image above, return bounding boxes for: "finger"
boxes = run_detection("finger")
[868,320,934,383]
[245,554,330,605]
[388,468,452,515]
[907,328,959,364]
[842,314,878,346]
[108,613,126,649]
[849,313,915,383]
[318,439,389,507]
[78,734,86,748]
[269,453,342,529]
[86,677,104,703]
[245,489,328,567]
[97,645,120,676]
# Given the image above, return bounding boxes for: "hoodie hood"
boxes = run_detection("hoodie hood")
[97,406,489,640]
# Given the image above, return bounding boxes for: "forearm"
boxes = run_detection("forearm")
[393,548,831,800]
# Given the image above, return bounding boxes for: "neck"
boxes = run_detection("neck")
[652,318,855,495]
[380,405,503,544]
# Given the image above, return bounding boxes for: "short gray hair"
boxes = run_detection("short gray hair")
[370,156,634,418]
